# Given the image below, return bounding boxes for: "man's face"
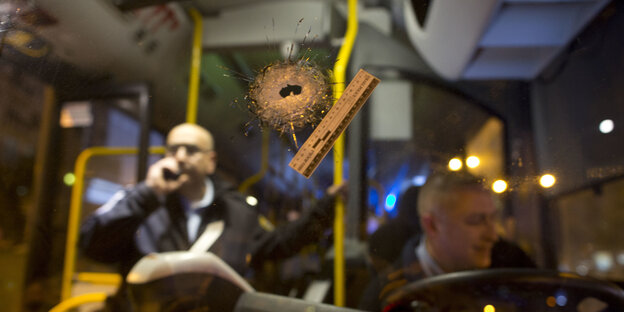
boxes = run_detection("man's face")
[429,188,499,272]
[165,125,216,180]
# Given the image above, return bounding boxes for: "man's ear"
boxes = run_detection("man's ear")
[206,150,218,174]
[421,213,437,236]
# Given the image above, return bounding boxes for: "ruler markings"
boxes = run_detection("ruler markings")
[289,69,380,178]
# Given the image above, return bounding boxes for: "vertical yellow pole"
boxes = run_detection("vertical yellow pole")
[61,148,91,300]
[186,8,203,124]
[332,0,358,306]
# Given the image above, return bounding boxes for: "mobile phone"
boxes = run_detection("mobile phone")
[163,168,181,181]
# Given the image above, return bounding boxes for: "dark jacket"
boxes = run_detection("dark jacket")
[359,236,426,311]
[80,175,335,279]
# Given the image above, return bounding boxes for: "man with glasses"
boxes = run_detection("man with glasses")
[80,123,342,310]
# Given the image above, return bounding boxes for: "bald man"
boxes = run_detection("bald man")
[80,123,340,310]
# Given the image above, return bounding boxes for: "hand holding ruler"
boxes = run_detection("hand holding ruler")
[289,69,380,178]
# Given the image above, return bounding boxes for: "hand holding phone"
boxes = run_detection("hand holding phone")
[146,158,187,195]
[163,168,181,181]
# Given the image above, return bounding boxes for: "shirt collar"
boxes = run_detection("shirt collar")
[188,177,214,211]
[416,236,446,277]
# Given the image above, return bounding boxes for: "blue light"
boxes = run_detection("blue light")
[412,175,427,186]
[556,295,567,307]
[555,290,568,307]
[385,194,397,212]
[369,188,381,216]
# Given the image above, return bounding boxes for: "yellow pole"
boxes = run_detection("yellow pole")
[332,0,358,306]
[186,8,203,124]
[61,147,165,300]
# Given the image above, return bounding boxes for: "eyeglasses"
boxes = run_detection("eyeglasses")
[166,144,211,156]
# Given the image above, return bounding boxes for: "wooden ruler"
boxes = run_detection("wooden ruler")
[289,69,380,178]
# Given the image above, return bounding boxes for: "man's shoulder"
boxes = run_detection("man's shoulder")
[218,193,253,216]
[211,177,257,217]
[378,252,426,301]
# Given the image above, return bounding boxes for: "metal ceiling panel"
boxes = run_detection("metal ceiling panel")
[200,1,332,49]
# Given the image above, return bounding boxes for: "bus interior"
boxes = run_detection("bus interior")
[1,0,624,311]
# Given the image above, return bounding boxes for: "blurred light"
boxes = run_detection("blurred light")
[539,174,556,188]
[60,101,93,128]
[617,252,624,265]
[385,194,397,212]
[556,295,567,307]
[466,156,480,168]
[576,264,589,276]
[246,196,258,206]
[483,304,495,312]
[594,251,614,272]
[599,119,614,134]
[63,173,76,186]
[412,175,427,186]
[546,296,556,307]
[367,218,380,234]
[448,158,462,171]
[492,180,507,193]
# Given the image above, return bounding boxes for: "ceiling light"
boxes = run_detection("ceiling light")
[448,158,462,171]
[466,156,480,168]
[599,119,614,134]
[540,174,556,188]
[492,180,507,193]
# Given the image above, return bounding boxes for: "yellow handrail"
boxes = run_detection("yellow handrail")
[76,272,122,286]
[50,292,108,312]
[61,146,166,300]
[186,8,203,124]
[332,0,358,306]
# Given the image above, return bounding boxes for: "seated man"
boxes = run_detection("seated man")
[359,172,534,311]
[80,123,342,310]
